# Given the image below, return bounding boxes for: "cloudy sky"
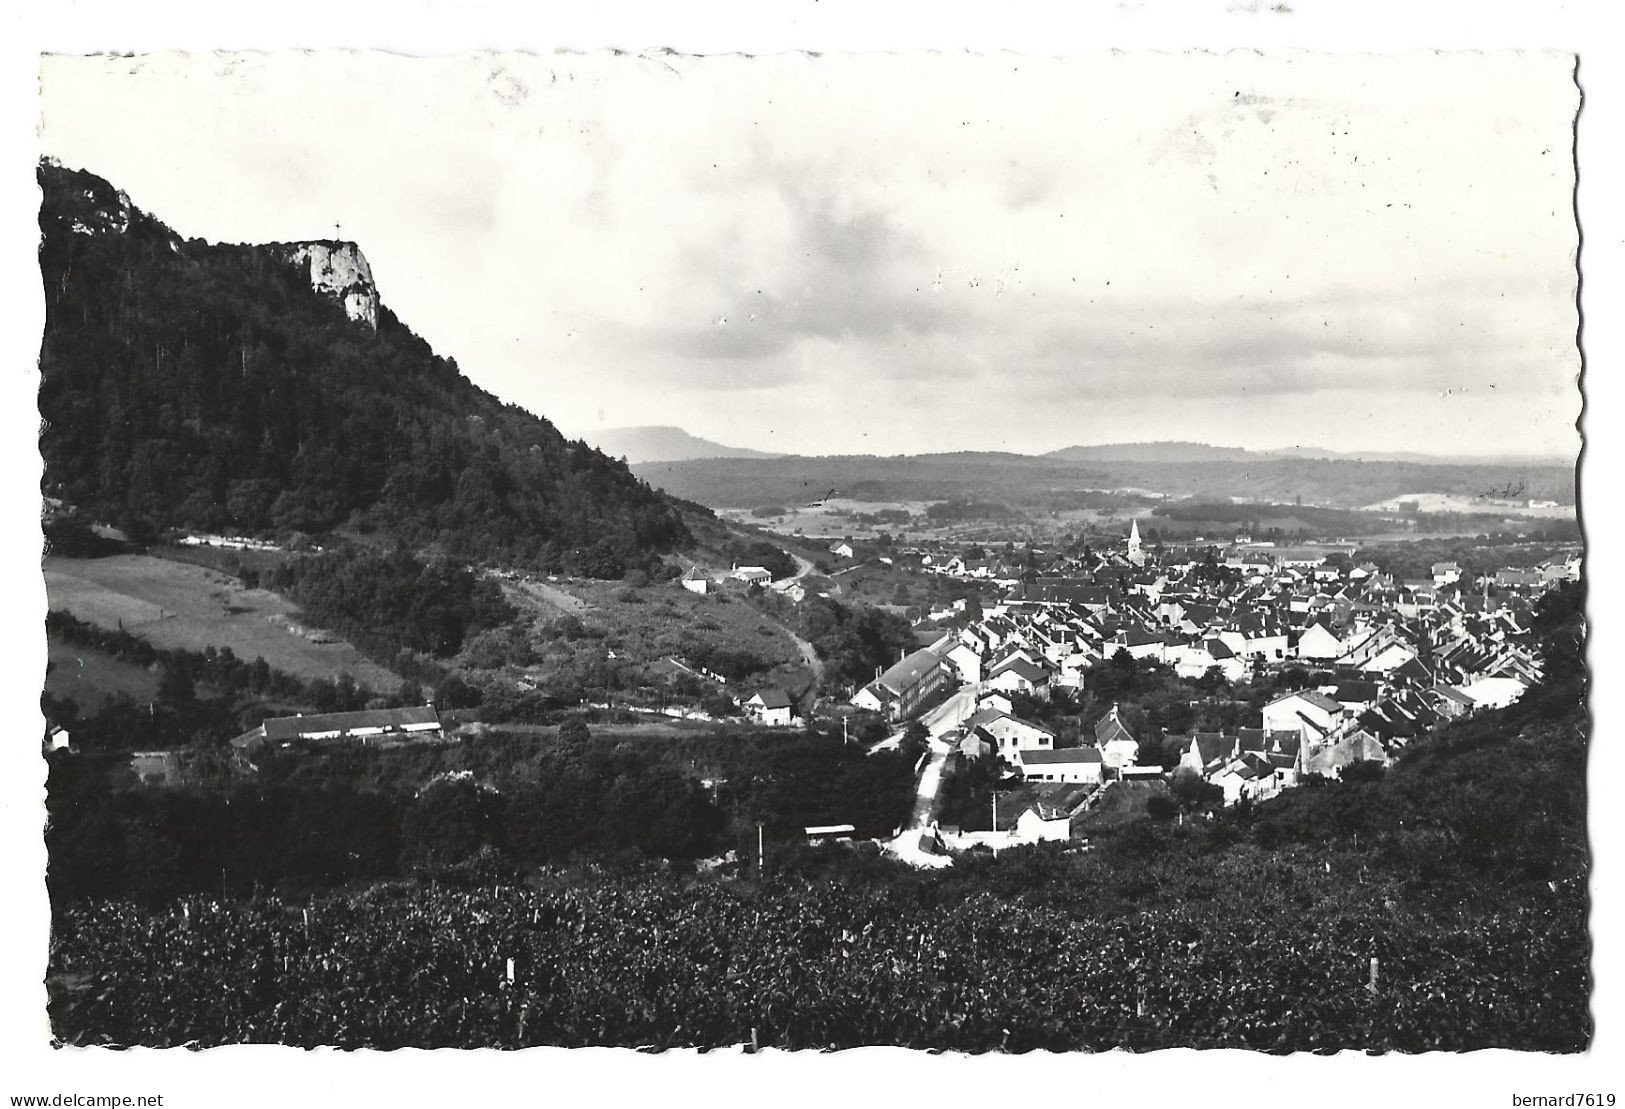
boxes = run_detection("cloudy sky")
[38,50,1580,459]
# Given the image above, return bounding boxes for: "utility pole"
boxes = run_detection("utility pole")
[758,823,765,876]
[842,716,849,749]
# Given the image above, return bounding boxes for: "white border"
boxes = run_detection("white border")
[3,3,1615,1105]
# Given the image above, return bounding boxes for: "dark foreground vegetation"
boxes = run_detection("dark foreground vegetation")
[50,870,1582,1052]
[46,585,1588,1051]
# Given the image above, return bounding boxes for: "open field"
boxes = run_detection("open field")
[500,573,812,694]
[46,639,161,706]
[44,555,402,692]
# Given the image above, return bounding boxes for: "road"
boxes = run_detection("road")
[774,552,817,587]
[906,738,954,827]
[920,684,980,738]
[878,683,982,869]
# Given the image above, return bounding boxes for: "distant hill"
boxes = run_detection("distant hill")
[634,451,1576,512]
[579,425,781,464]
[1046,442,1255,463]
[1048,441,1573,467]
[37,161,690,574]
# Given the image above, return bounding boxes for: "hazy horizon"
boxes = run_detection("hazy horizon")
[39,51,1582,461]
[570,422,1575,463]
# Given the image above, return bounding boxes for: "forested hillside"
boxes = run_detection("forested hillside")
[37,162,690,573]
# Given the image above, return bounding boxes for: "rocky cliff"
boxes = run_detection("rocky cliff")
[279,241,380,329]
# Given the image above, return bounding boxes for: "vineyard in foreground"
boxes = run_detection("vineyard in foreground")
[50,871,1587,1052]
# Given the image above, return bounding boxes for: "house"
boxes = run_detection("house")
[1360,642,1418,675]
[945,640,986,685]
[679,566,710,595]
[986,654,1052,699]
[1329,680,1382,715]
[1459,676,1528,710]
[1424,684,1477,720]
[1014,803,1074,843]
[1295,621,1343,661]
[1109,627,1169,663]
[965,706,1055,761]
[1261,689,1345,744]
[731,565,773,586]
[1094,705,1140,769]
[744,688,795,727]
[1210,754,1278,806]
[961,688,1007,717]
[1178,731,1233,777]
[1496,567,1544,589]
[850,646,954,722]
[958,731,995,759]
[828,541,856,560]
[1017,746,1104,785]
[1301,728,1390,779]
[1432,562,1462,586]
[803,824,856,844]
[234,705,444,750]
[1171,638,1247,682]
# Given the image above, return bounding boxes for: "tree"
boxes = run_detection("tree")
[558,717,592,746]
[156,662,196,707]
[1170,766,1222,811]
[400,777,500,871]
[900,721,930,761]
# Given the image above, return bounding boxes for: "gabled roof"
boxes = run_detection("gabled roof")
[1184,732,1231,766]
[1094,706,1137,746]
[875,647,948,695]
[990,657,1050,684]
[1020,746,1103,765]
[748,688,793,710]
[1266,689,1343,714]
[256,706,441,743]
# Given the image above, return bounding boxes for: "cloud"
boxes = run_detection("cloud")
[36,49,1581,458]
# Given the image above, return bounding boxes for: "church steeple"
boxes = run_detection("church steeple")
[1127,518,1145,565]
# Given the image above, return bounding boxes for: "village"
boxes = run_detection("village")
[178,514,1581,866]
[771,517,1581,863]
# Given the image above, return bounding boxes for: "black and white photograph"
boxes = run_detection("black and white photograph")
[5,3,1620,1106]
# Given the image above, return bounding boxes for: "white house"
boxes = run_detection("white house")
[1295,621,1343,661]
[850,646,954,722]
[1262,690,1346,743]
[731,565,773,586]
[945,641,985,685]
[1459,676,1528,710]
[679,566,710,595]
[966,707,1055,761]
[1014,804,1074,842]
[986,655,1052,699]
[744,688,795,727]
[1360,642,1418,675]
[1017,746,1104,785]
[976,690,1015,716]
[1094,705,1140,770]
[1210,755,1275,806]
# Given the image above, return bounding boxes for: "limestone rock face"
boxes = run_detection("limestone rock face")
[283,241,379,329]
